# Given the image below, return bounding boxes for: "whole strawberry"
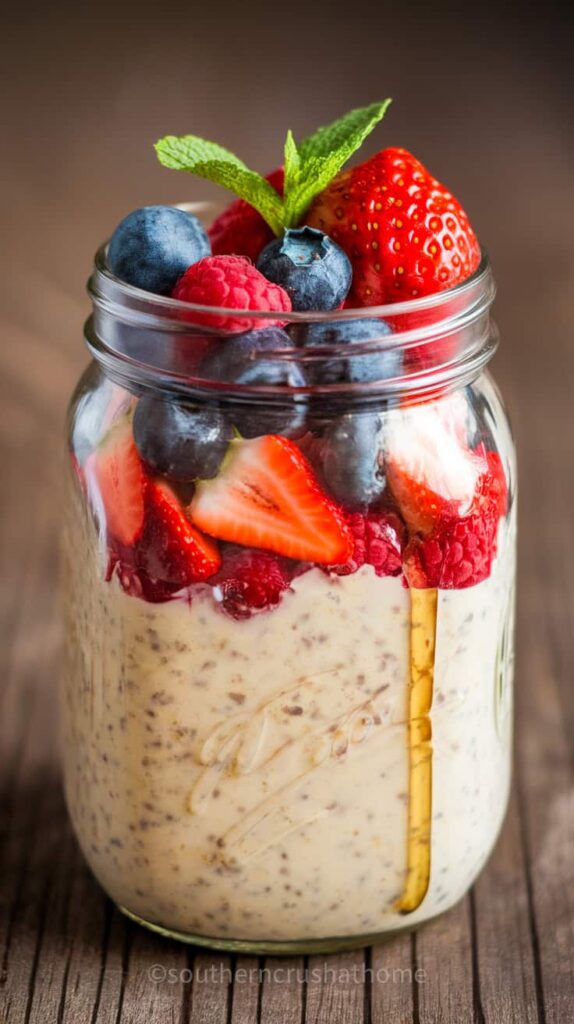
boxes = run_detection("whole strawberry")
[306,147,480,305]
[208,168,284,263]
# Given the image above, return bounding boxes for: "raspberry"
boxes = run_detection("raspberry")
[172,255,291,333]
[330,511,404,578]
[404,449,508,589]
[208,168,284,263]
[106,544,182,604]
[211,548,293,619]
[404,511,498,589]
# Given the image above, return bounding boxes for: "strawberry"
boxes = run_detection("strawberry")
[385,397,484,534]
[107,478,221,602]
[86,418,145,545]
[208,168,284,263]
[305,147,480,306]
[139,479,221,585]
[189,435,353,564]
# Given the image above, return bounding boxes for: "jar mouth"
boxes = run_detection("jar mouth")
[87,204,497,404]
[92,216,492,323]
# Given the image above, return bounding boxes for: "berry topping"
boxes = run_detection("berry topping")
[107,206,210,295]
[138,478,221,586]
[133,395,233,481]
[156,101,391,240]
[106,547,183,604]
[208,168,284,262]
[189,434,353,564]
[290,317,398,385]
[86,418,145,545]
[329,510,404,577]
[403,448,508,589]
[211,547,292,619]
[172,255,291,333]
[385,398,484,534]
[307,412,387,509]
[201,327,301,385]
[107,478,221,602]
[257,227,352,311]
[201,327,306,438]
[306,147,480,305]
[481,448,509,519]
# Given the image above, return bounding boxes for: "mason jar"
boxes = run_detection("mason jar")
[61,232,516,954]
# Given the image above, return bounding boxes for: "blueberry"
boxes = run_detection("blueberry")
[257,227,352,311]
[108,206,210,295]
[201,328,307,438]
[314,412,386,508]
[290,318,399,385]
[133,396,232,481]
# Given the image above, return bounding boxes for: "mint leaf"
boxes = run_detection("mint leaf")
[298,100,392,163]
[283,129,301,198]
[282,99,392,226]
[155,100,391,237]
[155,135,284,235]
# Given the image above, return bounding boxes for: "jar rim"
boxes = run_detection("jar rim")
[92,204,492,322]
[86,205,497,404]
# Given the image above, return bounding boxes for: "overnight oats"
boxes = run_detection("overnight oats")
[62,101,516,952]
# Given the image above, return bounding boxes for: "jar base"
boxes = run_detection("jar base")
[117,903,425,955]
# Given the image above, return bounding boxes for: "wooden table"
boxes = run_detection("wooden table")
[1,4,572,1021]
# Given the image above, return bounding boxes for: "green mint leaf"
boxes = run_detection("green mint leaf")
[298,100,392,163]
[155,135,284,235]
[155,101,391,237]
[283,129,301,198]
[282,99,392,226]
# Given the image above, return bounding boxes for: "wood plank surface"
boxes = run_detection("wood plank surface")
[0,3,572,1022]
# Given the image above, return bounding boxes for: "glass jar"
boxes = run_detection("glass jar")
[61,234,516,954]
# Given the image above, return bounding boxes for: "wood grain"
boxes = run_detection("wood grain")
[0,4,572,1022]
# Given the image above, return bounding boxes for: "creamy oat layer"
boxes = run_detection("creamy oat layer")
[61,497,514,942]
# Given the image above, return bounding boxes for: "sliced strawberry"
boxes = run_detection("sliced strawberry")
[189,435,353,565]
[87,418,145,545]
[385,397,484,535]
[475,448,509,519]
[139,478,221,586]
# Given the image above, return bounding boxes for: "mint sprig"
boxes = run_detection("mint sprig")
[154,136,285,235]
[155,99,391,236]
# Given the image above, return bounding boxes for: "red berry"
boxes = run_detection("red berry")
[189,434,353,565]
[139,478,221,586]
[107,545,183,604]
[404,511,497,589]
[208,168,284,262]
[306,147,480,306]
[403,450,508,589]
[172,255,291,333]
[211,547,292,619]
[330,510,404,577]
[385,394,483,534]
[86,418,145,545]
[108,478,221,602]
